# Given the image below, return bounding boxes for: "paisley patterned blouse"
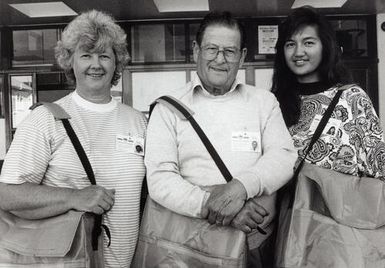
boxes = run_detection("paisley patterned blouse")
[289,83,385,180]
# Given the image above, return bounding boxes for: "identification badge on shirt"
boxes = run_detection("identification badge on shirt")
[115,134,144,156]
[231,131,261,152]
[309,114,341,137]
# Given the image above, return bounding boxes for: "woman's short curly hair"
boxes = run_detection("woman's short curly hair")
[55,10,129,86]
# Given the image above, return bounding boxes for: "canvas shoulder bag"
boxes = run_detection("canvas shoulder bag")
[132,95,247,268]
[273,84,385,267]
[0,102,106,268]
[281,162,385,268]
[274,86,343,268]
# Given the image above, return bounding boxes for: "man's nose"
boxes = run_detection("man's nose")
[214,49,226,63]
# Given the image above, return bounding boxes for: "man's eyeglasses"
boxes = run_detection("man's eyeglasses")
[200,45,241,62]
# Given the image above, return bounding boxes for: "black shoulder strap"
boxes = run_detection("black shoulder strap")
[31,102,108,251]
[280,87,345,208]
[32,102,96,184]
[150,95,233,182]
[294,87,344,176]
[60,119,96,185]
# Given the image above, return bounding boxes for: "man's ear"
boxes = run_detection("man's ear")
[238,48,247,68]
[192,41,200,63]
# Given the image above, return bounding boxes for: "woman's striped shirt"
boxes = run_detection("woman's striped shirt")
[0,91,147,267]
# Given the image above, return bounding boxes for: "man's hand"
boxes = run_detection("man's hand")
[69,186,115,215]
[231,198,268,233]
[202,179,247,226]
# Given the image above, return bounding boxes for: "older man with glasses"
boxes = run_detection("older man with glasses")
[144,11,296,267]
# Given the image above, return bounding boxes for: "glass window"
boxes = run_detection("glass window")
[111,78,123,103]
[132,71,186,112]
[131,23,186,63]
[244,21,278,62]
[331,19,368,58]
[0,75,4,118]
[0,30,2,67]
[188,23,200,62]
[36,73,73,103]
[0,116,5,159]
[0,75,4,159]
[11,75,34,128]
[12,29,59,67]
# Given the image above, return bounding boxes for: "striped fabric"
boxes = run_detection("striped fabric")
[0,91,147,267]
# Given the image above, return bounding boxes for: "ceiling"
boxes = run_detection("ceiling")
[1,0,385,27]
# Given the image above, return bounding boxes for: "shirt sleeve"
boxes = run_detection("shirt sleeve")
[234,97,297,197]
[145,104,208,218]
[347,87,385,179]
[0,109,52,185]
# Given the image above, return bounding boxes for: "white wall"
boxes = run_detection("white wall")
[377,13,385,129]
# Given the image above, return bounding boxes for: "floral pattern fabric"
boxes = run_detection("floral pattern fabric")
[290,84,385,180]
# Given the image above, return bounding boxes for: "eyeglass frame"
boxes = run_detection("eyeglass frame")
[199,44,244,62]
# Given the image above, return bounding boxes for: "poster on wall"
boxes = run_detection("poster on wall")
[258,25,278,54]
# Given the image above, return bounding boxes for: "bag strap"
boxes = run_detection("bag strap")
[31,102,97,185]
[31,102,110,251]
[150,95,233,182]
[60,119,96,185]
[59,118,111,251]
[280,85,346,209]
[293,86,345,176]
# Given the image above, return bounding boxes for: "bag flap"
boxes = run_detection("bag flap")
[0,210,84,257]
[299,163,385,229]
[140,198,246,259]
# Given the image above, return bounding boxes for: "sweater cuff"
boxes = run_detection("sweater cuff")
[199,191,211,218]
[235,171,261,198]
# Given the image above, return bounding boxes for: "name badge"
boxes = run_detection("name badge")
[115,134,144,156]
[309,114,341,137]
[231,131,261,152]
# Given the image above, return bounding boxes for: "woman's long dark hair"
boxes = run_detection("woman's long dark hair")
[272,6,351,127]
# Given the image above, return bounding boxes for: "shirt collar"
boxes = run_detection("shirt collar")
[72,91,117,112]
[190,75,243,98]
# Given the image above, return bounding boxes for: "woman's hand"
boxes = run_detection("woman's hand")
[70,186,115,215]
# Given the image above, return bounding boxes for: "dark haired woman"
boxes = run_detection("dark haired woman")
[272,5,385,267]
[273,5,385,186]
